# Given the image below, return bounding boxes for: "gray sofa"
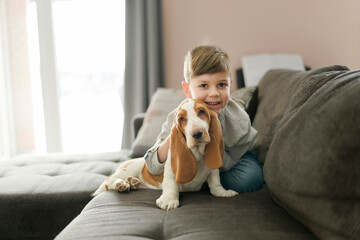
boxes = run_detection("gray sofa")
[0,151,132,239]
[1,65,359,240]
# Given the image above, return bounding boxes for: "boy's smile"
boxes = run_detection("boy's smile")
[182,72,232,114]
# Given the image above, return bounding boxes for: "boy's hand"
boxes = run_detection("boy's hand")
[157,137,170,163]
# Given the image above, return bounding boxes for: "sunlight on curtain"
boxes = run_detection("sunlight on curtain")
[0,0,34,158]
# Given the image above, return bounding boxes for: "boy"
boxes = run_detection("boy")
[144,45,263,193]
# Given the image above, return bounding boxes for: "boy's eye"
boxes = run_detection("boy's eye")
[200,84,207,88]
[218,83,227,88]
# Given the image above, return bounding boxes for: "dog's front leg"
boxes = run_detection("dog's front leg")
[207,169,238,197]
[156,160,180,211]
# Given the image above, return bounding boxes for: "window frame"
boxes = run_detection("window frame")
[33,0,63,152]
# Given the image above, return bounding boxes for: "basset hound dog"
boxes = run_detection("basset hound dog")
[94,98,238,211]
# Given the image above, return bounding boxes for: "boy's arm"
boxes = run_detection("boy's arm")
[144,109,176,175]
[157,137,170,163]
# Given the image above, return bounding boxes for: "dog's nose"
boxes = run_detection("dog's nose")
[192,131,203,139]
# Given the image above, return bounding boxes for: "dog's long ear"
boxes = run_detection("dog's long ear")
[204,110,224,169]
[170,124,197,184]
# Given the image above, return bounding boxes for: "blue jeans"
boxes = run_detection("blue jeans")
[220,150,263,193]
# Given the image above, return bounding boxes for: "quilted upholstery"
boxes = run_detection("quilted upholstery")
[0,151,130,240]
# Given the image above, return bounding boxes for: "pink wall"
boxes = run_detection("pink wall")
[162,0,360,89]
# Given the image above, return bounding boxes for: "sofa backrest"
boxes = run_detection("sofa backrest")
[262,65,360,239]
[252,65,350,164]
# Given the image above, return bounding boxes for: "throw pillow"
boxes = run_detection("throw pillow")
[130,88,186,157]
[264,66,359,239]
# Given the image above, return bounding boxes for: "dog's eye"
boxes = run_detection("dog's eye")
[180,117,186,121]
[199,109,205,115]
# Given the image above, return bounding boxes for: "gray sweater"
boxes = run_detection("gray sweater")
[144,99,258,175]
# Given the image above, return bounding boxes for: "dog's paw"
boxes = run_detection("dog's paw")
[211,188,238,197]
[156,195,180,211]
[126,176,140,190]
[114,179,130,192]
[222,189,238,197]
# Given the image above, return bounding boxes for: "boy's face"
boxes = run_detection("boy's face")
[182,72,231,114]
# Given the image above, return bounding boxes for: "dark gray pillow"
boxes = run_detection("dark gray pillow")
[252,65,352,164]
[264,66,360,239]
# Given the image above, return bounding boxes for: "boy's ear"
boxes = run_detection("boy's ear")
[229,79,233,91]
[182,81,192,98]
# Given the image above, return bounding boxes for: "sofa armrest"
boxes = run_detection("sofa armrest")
[131,112,146,142]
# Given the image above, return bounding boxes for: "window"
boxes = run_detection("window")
[0,0,125,158]
[52,0,125,153]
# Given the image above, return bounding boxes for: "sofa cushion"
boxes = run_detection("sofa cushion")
[56,187,317,240]
[130,88,186,157]
[252,65,351,164]
[264,66,360,239]
[0,151,130,240]
[252,69,304,163]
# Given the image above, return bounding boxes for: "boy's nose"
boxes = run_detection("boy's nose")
[209,88,220,96]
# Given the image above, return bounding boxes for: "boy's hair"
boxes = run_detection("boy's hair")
[183,45,231,83]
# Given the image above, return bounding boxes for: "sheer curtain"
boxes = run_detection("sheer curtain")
[122,0,165,148]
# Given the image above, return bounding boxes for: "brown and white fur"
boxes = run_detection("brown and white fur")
[94,99,238,211]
